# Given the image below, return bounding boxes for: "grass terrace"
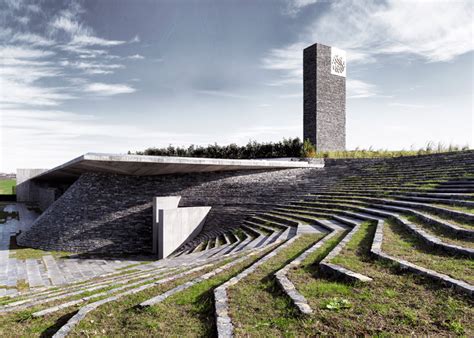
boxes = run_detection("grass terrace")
[383,219,474,285]
[286,221,473,335]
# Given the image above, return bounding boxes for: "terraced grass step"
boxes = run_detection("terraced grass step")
[225,216,474,335]
[289,199,474,253]
[275,230,341,314]
[311,189,474,207]
[381,219,474,286]
[319,221,373,283]
[306,194,474,224]
[218,233,323,336]
[64,241,284,337]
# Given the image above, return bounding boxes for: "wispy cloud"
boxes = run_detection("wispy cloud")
[0,1,146,171]
[195,89,250,100]
[265,0,473,90]
[60,60,124,75]
[347,79,377,99]
[284,0,320,16]
[128,54,145,60]
[84,83,136,96]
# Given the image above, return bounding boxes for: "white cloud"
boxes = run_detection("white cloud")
[0,78,74,106]
[284,0,320,16]
[264,0,473,85]
[84,83,136,96]
[50,13,89,36]
[60,60,124,75]
[10,33,55,46]
[130,35,140,43]
[0,108,203,172]
[71,34,126,47]
[50,7,125,48]
[16,16,30,25]
[195,90,250,100]
[128,54,145,60]
[347,79,377,99]
[1,46,54,59]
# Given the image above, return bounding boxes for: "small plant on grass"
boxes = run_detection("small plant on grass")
[324,297,352,311]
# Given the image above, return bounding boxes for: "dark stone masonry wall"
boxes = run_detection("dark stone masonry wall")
[17,168,329,255]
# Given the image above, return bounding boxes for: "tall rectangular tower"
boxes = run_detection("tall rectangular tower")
[303,43,346,151]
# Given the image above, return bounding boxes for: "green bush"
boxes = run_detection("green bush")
[129,140,470,160]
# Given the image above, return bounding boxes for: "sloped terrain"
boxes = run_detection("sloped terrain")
[0,151,473,336]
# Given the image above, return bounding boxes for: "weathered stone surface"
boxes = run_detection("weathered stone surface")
[304,43,346,151]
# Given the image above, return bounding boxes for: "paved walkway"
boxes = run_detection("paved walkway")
[0,203,148,296]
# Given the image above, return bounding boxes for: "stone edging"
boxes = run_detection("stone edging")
[214,235,301,338]
[275,230,339,314]
[370,220,474,297]
[319,224,373,283]
[367,204,474,239]
[392,217,474,258]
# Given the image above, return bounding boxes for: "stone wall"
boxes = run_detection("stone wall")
[17,168,325,255]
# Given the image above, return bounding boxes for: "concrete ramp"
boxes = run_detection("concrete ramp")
[152,196,211,259]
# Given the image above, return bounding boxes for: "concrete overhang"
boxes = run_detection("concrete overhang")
[31,153,324,182]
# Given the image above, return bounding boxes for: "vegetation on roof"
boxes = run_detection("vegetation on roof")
[130,139,470,159]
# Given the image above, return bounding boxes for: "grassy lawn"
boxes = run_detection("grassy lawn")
[331,221,375,274]
[404,215,474,249]
[72,245,278,336]
[383,219,474,284]
[286,222,473,336]
[9,247,74,260]
[228,233,328,336]
[0,179,15,195]
[9,235,75,260]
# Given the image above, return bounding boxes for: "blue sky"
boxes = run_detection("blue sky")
[0,0,473,172]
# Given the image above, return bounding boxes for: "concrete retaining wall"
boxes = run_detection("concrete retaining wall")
[16,169,49,202]
[157,205,210,259]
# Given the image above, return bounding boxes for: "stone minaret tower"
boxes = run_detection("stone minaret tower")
[303,43,346,151]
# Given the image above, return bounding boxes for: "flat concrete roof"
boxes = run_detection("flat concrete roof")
[32,153,324,181]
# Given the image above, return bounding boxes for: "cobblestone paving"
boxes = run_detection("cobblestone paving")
[0,203,149,295]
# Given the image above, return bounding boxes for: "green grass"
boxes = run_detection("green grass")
[0,265,213,337]
[284,221,474,335]
[0,179,15,195]
[434,204,474,215]
[331,221,374,272]
[228,233,332,336]
[311,143,470,159]
[9,246,74,260]
[72,246,278,336]
[404,215,474,249]
[383,218,474,284]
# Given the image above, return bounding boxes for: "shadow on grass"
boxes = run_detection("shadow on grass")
[40,310,78,338]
